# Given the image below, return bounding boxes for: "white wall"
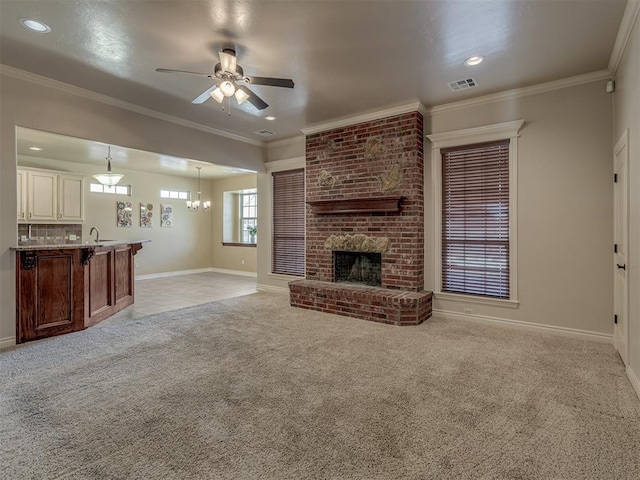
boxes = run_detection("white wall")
[612,3,640,395]
[211,174,258,273]
[256,157,306,292]
[18,157,213,275]
[0,69,264,347]
[426,80,613,337]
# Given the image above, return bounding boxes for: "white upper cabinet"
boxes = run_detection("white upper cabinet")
[16,170,26,221]
[58,174,84,221]
[19,168,85,223]
[26,171,57,221]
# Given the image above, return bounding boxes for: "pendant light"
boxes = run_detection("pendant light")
[92,145,124,186]
[186,167,211,212]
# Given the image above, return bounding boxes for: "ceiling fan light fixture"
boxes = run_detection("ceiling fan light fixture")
[210,87,224,103]
[92,146,124,186]
[235,88,250,105]
[220,80,236,97]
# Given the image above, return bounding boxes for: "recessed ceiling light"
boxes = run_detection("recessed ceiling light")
[19,18,51,33]
[464,56,484,67]
[265,116,276,121]
[28,146,43,151]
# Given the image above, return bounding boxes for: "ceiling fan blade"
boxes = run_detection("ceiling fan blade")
[238,85,269,110]
[191,85,218,104]
[156,68,213,77]
[219,50,237,74]
[245,76,294,88]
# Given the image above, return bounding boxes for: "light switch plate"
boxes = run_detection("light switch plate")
[69,234,77,241]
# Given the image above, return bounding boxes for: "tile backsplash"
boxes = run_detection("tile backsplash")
[18,224,82,245]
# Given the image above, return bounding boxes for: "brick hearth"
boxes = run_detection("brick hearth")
[290,280,432,326]
[289,110,432,325]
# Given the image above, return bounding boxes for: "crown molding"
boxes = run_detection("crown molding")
[267,135,305,149]
[301,101,428,135]
[264,156,305,172]
[427,70,610,116]
[0,64,264,147]
[608,0,640,76]
[426,119,525,148]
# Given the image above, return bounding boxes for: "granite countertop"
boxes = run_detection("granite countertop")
[11,239,151,251]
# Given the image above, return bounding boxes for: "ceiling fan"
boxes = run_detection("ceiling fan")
[156,48,294,111]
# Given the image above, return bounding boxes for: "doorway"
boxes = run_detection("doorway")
[613,130,629,365]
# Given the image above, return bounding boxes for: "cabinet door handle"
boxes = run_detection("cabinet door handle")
[29,212,32,218]
[59,212,62,219]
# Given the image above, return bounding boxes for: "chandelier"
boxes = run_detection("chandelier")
[186,167,210,212]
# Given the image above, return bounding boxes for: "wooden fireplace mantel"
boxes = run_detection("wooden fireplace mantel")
[307,196,404,215]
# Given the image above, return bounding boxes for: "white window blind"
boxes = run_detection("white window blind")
[272,169,305,276]
[441,140,510,299]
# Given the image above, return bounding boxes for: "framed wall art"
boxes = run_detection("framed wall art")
[117,201,132,227]
[140,203,153,227]
[160,204,173,227]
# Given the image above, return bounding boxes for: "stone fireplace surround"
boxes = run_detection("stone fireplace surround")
[289,110,433,326]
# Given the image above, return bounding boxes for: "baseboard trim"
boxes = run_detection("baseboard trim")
[136,267,258,280]
[135,268,213,280]
[627,365,640,401]
[210,268,257,278]
[0,336,16,350]
[433,309,613,343]
[256,283,290,294]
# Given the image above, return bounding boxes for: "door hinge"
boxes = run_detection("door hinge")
[614,173,618,183]
[614,244,618,253]
[614,314,618,324]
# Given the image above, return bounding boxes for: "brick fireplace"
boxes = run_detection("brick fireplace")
[289,111,432,325]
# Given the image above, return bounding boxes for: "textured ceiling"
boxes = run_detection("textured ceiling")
[0,0,627,145]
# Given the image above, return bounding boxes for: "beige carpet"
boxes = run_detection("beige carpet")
[1,291,638,479]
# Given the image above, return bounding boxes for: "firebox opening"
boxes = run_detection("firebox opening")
[334,251,382,287]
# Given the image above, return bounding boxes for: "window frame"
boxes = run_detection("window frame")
[239,192,257,244]
[271,168,305,277]
[428,120,524,307]
[160,189,189,200]
[89,183,132,196]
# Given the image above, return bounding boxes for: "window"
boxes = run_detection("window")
[428,119,523,305]
[441,140,510,298]
[240,193,257,243]
[90,183,131,195]
[160,189,188,200]
[222,188,257,246]
[272,169,305,276]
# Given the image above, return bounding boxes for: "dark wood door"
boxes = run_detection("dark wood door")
[86,248,114,325]
[16,249,85,343]
[114,245,133,306]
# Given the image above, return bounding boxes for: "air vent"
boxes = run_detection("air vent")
[448,78,478,92]
[254,129,276,137]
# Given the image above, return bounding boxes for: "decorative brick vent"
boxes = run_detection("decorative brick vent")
[289,110,432,325]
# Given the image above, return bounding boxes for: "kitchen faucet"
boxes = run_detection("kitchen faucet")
[90,226,100,243]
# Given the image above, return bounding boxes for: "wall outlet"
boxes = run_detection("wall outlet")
[241,259,245,265]
[463,308,473,314]
[69,234,77,241]
[20,235,27,242]
[135,262,139,268]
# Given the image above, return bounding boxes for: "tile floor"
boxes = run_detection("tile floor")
[106,271,257,323]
